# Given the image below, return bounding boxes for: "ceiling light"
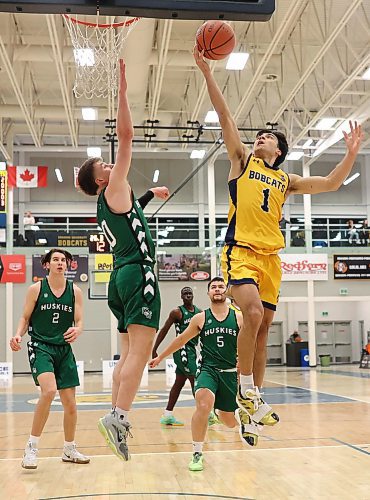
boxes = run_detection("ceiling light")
[361,67,370,80]
[226,52,249,70]
[302,139,313,149]
[55,168,63,183]
[153,169,159,183]
[87,147,101,157]
[73,48,95,67]
[204,111,219,123]
[343,172,360,186]
[287,151,304,161]
[314,118,338,130]
[82,108,98,120]
[190,150,206,159]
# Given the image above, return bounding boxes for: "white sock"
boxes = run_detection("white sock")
[115,406,129,423]
[64,440,75,448]
[164,409,173,417]
[28,435,39,448]
[192,441,203,454]
[240,374,254,395]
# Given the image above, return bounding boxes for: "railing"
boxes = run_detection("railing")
[9,219,370,249]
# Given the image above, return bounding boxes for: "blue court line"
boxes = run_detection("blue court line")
[331,437,370,457]
[318,369,370,379]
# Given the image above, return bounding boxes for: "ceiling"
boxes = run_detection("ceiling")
[0,0,369,164]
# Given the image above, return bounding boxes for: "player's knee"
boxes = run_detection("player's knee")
[196,396,213,414]
[41,387,57,402]
[63,399,77,415]
[242,305,264,328]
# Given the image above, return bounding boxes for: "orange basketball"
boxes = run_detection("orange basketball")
[196,20,236,60]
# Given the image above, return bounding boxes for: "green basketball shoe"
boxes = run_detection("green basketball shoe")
[208,410,220,427]
[188,452,204,471]
[160,414,184,426]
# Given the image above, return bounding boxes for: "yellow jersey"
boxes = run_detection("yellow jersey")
[225,154,289,255]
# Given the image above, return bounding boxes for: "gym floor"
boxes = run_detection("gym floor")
[1,365,369,499]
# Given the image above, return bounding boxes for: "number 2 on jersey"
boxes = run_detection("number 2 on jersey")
[261,188,270,213]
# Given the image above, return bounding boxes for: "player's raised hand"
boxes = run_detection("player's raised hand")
[150,186,169,200]
[149,356,161,368]
[9,335,22,351]
[64,326,81,344]
[193,45,210,75]
[119,59,127,93]
[343,121,363,157]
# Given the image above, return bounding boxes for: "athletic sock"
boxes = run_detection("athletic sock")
[28,435,40,448]
[164,409,173,417]
[192,441,203,454]
[115,407,129,423]
[64,440,75,448]
[240,374,254,396]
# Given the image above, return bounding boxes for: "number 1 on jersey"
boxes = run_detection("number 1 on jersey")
[261,188,270,213]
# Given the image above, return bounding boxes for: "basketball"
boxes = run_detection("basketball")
[196,20,236,60]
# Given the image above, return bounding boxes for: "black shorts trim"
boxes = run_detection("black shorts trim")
[262,300,276,311]
[229,278,258,287]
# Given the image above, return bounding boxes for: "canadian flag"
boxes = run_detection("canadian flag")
[7,166,48,188]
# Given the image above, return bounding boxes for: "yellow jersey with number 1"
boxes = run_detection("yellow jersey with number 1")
[225,154,289,255]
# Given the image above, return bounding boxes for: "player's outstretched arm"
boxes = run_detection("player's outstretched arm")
[193,46,249,176]
[138,186,170,210]
[10,283,40,352]
[152,308,181,358]
[64,285,83,344]
[106,59,133,205]
[149,312,204,368]
[288,121,363,195]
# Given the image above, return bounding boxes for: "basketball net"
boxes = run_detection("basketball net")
[64,15,140,99]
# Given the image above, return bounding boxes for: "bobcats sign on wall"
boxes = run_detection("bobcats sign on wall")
[280,254,328,281]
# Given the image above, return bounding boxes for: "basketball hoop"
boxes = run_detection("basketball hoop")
[64,15,140,99]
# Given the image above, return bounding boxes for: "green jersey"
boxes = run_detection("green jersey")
[175,304,202,348]
[198,308,239,370]
[97,189,155,268]
[29,278,75,346]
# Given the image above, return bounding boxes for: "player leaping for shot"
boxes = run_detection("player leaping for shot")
[77,60,163,461]
[194,46,363,441]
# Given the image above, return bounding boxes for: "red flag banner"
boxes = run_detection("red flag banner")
[0,254,26,283]
[7,166,48,188]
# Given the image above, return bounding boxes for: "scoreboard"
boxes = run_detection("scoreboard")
[88,233,110,254]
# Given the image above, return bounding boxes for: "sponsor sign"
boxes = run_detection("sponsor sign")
[281,253,328,281]
[89,233,110,253]
[0,171,6,213]
[102,359,148,387]
[57,234,88,247]
[165,358,176,387]
[333,255,370,279]
[0,255,26,283]
[32,254,88,282]
[94,254,113,283]
[157,253,211,281]
[0,362,12,379]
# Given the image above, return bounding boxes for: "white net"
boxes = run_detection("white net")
[64,15,140,99]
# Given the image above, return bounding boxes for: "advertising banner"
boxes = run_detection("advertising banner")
[0,254,26,283]
[157,253,211,281]
[57,234,88,247]
[281,253,328,281]
[0,171,6,213]
[94,254,113,283]
[32,254,88,282]
[333,255,370,279]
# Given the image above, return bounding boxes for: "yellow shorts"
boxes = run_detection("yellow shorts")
[221,245,281,311]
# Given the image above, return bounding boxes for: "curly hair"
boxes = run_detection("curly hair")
[41,249,73,268]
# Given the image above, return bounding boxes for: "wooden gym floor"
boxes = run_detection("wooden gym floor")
[1,365,370,500]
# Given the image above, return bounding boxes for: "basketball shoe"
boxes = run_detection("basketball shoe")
[236,386,279,426]
[188,452,204,471]
[62,444,90,464]
[208,410,220,427]
[160,414,184,426]
[98,411,132,461]
[235,408,259,447]
[21,442,38,469]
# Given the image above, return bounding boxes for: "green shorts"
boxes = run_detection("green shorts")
[108,263,161,331]
[27,340,79,390]
[173,345,197,377]
[195,364,238,412]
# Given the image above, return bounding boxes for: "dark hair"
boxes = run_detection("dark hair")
[181,286,193,294]
[77,157,102,196]
[41,248,73,267]
[207,276,225,291]
[256,130,289,168]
